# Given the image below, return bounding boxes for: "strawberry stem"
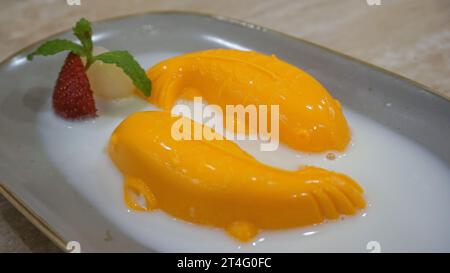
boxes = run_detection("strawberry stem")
[85,53,94,70]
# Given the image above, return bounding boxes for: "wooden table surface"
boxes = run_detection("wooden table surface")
[0,0,449,252]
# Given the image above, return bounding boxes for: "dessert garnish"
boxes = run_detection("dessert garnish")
[27,18,151,120]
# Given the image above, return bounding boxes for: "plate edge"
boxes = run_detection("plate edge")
[0,184,67,252]
[1,10,449,102]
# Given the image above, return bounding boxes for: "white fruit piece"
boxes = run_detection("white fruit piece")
[86,47,135,99]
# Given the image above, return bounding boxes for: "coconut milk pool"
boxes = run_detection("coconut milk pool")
[36,51,450,252]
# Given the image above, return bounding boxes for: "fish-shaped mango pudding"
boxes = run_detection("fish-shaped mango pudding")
[109,111,365,242]
[146,49,350,152]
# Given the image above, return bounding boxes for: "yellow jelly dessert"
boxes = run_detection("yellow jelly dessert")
[109,111,365,242]
[146,49,350,152]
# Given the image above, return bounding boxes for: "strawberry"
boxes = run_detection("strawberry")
[52,52,97,120]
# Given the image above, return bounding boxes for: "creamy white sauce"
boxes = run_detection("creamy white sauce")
[36,52,450,252]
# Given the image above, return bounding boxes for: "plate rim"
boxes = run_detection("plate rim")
[2,10,449,102]
[0,185,67,252]
[0,10,449,252]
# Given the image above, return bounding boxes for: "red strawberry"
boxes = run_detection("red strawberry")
[52,52,97,120]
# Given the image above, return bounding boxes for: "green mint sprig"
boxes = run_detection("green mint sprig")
[27,18,151,97]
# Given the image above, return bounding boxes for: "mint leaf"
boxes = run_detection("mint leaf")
[72,18,93,54]
[27,39,86,60]
[72,18,94,68]
[94,51,151,97]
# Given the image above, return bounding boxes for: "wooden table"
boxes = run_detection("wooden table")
[1,0,449,252]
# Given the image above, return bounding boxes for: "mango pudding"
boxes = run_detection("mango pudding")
[109,111,365,242]
[146,49,350,152]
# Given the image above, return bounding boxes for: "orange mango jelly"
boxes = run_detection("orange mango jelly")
[109,112,365,242]
[146,49,351,152]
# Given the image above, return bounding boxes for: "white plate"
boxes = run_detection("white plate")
[1,12,449,252]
